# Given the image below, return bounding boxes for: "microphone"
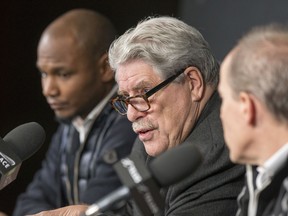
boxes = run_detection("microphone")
[84,144,202,216]
[0,122,46,189]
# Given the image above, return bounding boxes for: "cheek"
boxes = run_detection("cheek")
[74,74,100,98]
[156,99,180,129]
[220,102,236,142]
[220,100,235,130]
[64,80,95,109]
[220,102,246,162]
[63,84,82,101]
[220,101,228,121]
[156,100,187,143]
[228,139,248,164]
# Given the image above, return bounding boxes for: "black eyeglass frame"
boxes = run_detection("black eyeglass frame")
[110,68,186,115]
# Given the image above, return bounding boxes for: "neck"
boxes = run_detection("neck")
[253,119,288,166]
[198,85,216,115]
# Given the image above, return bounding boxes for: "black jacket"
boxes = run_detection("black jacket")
[122,92,245,216]
[237,160,288,216]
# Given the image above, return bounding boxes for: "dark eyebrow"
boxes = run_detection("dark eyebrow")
[37,65,74,75]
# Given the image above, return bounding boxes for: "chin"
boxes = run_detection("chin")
[229,153,243,165]
[144,143,165,157]
[55,114,74,124]
[144,145,157,157]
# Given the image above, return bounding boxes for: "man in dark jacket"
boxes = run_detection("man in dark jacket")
[28,16,245,216]
[218,23,288,216]
[107,16,245,215]
[12,9,136,216]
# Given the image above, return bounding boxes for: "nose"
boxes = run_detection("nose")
[42,76,59,98]
[126,104,146,122]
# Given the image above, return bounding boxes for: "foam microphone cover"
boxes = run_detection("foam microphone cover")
[149,144,202,187]
[3,122,46,161]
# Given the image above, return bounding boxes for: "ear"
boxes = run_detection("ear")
[239,92,256,126]
[97,53,114,83]
[184,66,204,101]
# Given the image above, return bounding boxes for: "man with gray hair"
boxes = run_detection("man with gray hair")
[107,16,244,215]
[218,24,288,216]
[29,16,245,216]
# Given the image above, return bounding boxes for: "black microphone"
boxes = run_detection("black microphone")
[0,122,45,189]
[84,144,202,216]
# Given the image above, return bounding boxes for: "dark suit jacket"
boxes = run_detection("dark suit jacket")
[128,92,245,215]
[237,159,288,216]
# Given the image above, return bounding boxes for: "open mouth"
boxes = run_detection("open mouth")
[136,128,154,141]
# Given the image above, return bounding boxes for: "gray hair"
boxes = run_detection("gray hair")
[109,16,219,86]
[229,23,288,123]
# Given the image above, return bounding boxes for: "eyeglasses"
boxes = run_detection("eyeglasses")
[110,69,185,115]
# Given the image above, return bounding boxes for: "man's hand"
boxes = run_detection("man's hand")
[0,211,8,216]
[27,205,88,216]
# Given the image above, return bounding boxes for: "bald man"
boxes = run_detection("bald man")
[218,24,288,216]
[12,9,136,216]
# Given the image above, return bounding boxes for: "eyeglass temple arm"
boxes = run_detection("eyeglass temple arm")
[145,70,184,98]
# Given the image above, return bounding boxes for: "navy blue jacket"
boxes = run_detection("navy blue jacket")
[13,104,137,216]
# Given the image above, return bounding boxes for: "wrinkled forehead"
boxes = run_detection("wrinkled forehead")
[115,60,161,94]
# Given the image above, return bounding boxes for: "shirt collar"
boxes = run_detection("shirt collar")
[86,85,117,122]
[256,143,288,189]
[72,85,118,142]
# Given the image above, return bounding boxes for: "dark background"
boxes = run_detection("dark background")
[0,1,178,214]
[1,0,288,214]
[179,0,288,61]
